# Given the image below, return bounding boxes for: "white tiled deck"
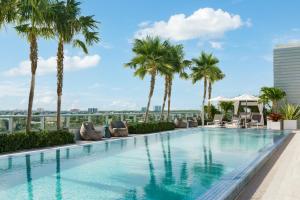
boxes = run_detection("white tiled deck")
[237,131,300,200]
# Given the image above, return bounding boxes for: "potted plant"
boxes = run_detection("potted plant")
[259,87,286,128]
[280,104,300,130]
[267,113,283,130]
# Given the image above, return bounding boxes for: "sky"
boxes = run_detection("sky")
[0,0,299,111]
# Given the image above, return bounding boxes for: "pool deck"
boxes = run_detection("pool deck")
[237,130,300,200]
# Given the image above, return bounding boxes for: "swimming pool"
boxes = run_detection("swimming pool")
[0,128,288,200]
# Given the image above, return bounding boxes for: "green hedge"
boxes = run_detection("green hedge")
[0,130,75,154]
[128,122,175,134]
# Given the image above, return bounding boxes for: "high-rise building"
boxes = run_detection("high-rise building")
[141,107,147,112]
[274,43,300,104]
[88,108,98,113]
[153,105,161,112]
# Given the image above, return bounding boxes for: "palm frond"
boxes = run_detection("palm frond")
[73,39,88,54]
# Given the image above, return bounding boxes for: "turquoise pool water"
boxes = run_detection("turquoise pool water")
[0,128,287,200]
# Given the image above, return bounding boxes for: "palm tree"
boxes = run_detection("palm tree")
[160,43,190,121]
[15,0,54,133]
[52,0,99,130]
[259,87,286,113]
[207,67,225,119]
[191,52,220,126]
[125,36,169,122]
[220,101,234,120]
[0,0,17,27]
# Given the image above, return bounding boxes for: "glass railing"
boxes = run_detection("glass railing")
[0,111,200,134]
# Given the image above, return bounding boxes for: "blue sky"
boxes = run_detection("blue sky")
[0,0,299,111]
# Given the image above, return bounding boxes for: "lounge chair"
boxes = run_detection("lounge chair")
[207,114,224,127]
[239,112,252,127]
[174,118,188,128]
[80,122,102,141]
[188,117,198,128]
[225,115,240,128]
[249,113,263,128]
[109,121,128,137]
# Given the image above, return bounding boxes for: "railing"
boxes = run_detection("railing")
[0,111,200,134]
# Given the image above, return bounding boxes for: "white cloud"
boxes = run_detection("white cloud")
[135,8,246,41]
[138,21,151,28]
[291,28,300,32]
[35,91,56,106]
[4,54,101,76]
[0,81,27,98]
[210,41,223,49]
[272,30,300,46]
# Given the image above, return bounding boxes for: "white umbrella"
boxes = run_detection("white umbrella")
[231,94,259,128]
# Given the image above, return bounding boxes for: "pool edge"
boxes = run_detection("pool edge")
[0,127,199,159]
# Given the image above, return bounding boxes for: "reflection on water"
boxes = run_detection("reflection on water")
[138,133,224,200]
[0,129,287,200]
[26,155,33,200]
[40,152,44,164]
[56,150,62,200]
[8,157,12,169]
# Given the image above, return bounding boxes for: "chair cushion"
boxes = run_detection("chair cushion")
[252,114,261,122]
[111,121,126,128]
[112,128,128,137]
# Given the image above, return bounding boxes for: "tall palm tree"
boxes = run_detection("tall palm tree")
[15,0,54,133]
[52,0,99,130]
[191,52,220,126]
[160,43,190,121]
[259,87,286,113]
[207,67,225,119]
[125,36,169,122]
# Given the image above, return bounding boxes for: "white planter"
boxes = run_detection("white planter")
[283,120,298,130]
[267,120,283,130]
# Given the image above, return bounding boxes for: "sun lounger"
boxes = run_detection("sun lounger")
[207,114,224,127]
[225,115,240,128]
[188,117,199,128]
[249,113,263,128]
[174,118,188,128]
[109,121,128,137]
[80,122,102,141]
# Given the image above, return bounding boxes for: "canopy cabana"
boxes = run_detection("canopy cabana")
[209,94,264,126]
[208,96,232,102]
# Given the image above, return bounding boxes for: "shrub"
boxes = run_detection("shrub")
[0,130,75,154]
[128,122,175,134]
[280,103,300,120]
[204,105,221,120]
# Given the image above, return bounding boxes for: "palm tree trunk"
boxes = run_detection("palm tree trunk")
[56,38,64,130]
[145,71,156,122]
[272,100,278,113]
[160,76,169,121]
[26,34,38,133]
[207,80,212,119]
[202,77,207,126]
[167,77,172,121]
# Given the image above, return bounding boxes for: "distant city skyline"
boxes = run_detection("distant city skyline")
[0,0,299,110]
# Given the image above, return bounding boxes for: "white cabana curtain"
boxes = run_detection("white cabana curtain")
[234,101,240,115]
[258,102,264,125]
